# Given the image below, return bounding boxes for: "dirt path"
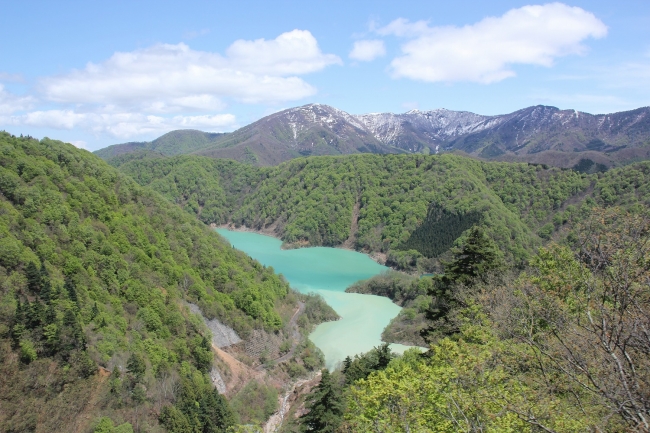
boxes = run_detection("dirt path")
[257,301,305,370]
[342,196,360,249]
[213,344,265,394]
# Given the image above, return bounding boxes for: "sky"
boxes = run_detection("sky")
[1,0,649,151]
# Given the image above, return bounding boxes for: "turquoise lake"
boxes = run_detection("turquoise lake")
[216,229,416,370]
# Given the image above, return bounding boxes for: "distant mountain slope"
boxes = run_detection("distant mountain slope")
[94,129,227,159]
[357,105,650,166]
[97,104,650,167]
[194,104,402,165]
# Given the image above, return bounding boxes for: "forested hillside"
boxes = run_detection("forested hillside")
[94,130,228,160]
[115,153,598,266]
[0,133,313,432]
[286,207,650,432]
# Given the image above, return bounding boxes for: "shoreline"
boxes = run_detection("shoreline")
[213,223,389,267]
[215,224,425,352]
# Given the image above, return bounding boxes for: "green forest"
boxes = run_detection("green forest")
[276,208,649,432]
[2,132,650,432]
[0,133,332,432]
[115,151,650,268]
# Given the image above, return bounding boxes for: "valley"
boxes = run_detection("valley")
[2,131,650,432]
[216,229,417,370]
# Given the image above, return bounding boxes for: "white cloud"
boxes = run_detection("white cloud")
[349,40,386,62]
[0,84,35,114]
[380,3,607,84]
[0,73,24,83]
[377,18,431,38]
[227,30,342,75]
[39,30,340,109]
[2,110,237,139]
[2,29,340,141]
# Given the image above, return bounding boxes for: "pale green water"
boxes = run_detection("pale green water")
[216,229,416,370]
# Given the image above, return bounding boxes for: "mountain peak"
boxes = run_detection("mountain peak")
[97,104,650,168]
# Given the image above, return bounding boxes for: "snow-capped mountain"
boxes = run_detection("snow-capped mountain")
[98,104,650,168]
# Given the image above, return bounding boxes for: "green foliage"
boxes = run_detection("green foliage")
[93,417,133,433]
[441,225,504,286]
[116,153,596,264]
[160,374,236,433]
[126,353,146,382]
[347,271,427,307]
[347,273,432,345]
[399,204,482,258]
[230,380,278,425]
[344,207,650,432]
[299,370,344,433]
[423,226,504,341]
[342,343,396,385]
[0,132,288,430]
[300,293,339,332]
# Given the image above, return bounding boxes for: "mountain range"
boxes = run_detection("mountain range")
[95,104,650,168]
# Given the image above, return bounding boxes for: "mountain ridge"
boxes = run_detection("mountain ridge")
[96,104,650,168]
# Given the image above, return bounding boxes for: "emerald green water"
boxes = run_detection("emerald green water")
[216,229,415,370]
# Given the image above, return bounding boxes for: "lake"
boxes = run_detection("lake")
[216,229,416,370]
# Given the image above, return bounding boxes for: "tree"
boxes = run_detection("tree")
[198,389,236,433]
[423,226,504,341]
[25,261,40,294]
[441,225,504,286]
[127,353,146,382]
[300,370,344,433]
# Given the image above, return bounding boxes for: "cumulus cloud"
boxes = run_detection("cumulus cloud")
[39,30,340,109]
[349,40,386,61]
[380,3,607,83]
[2,29,340,141]
[2,109,237,139]
[0,84,35,115]
[227,30,342,75]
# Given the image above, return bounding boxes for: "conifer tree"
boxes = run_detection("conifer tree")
[441,225,504,286]
[25,261,40,294]
[64,276,78,305]
[300,370,343,433]
[198,389,236,433]
[423,226,504,340]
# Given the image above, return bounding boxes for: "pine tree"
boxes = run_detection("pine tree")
[25,262,40,294]
[64,275,78,305]
[423,226,504,341]
[38,259,51,300]
[342,356,352,374]
[198,389,236,433]
[300,370,343,433]
[127,353,146,382]
[91,302,100,319]
[441,226,504,286]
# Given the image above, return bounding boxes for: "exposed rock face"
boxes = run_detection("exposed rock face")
[187,303,242,348]
[210,367,227,394]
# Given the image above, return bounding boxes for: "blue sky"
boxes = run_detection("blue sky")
[1,0,649,150]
